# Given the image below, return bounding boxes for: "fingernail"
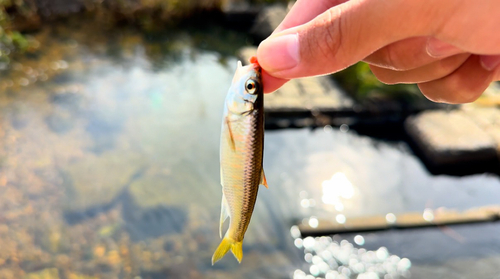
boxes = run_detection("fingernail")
[480,55,500,71]
[258,33,299,73]
[426,38,461,58]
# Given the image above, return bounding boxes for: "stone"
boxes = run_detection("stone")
[405,110,497,166]
[62,151,146,217]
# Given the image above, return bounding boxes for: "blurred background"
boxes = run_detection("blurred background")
[2,0,500,278]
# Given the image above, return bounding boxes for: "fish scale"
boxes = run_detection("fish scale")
[212,59,267,265]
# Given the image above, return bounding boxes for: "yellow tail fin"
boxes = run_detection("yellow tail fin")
[211,237,243,265]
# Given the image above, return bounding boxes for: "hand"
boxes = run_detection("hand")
[257,0,500,104]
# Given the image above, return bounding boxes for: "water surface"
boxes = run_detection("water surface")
[1,20,500,279]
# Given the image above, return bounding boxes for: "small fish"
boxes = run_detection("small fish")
[212,57,268,265]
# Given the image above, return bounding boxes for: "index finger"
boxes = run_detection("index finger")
[258,0,443,79]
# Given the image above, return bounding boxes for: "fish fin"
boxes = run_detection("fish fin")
[260,169,268,188]
[232,61,244,83]
[231,241,243,263]
[220,168,224,186]
[219,194,230,238]
[212,237,243,265]
[225,116,236,151]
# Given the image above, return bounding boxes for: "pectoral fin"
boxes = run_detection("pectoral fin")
[260,169,268,188]
[219,193,230,238]
[225,117,236,151]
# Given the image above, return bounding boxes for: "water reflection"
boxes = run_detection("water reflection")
[2,17,500,279]
[422,209,435,222]
[291,233,412,279]
[0,21,302,278]
[385,213,397,224]
[321,172,355,210]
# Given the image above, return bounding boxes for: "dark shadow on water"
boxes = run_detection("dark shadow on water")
[63,200,118,226]
[350,122,500,177]
[121,190,188,241]
[85,113,124,154]
[63,180,188,239]
[62,167,146,225]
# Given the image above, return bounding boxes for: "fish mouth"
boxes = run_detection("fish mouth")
[245,62,261,80]
[251,63,261,75]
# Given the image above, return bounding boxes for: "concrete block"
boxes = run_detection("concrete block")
[405,110,497,166]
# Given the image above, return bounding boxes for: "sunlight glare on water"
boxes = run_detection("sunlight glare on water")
[4,19,500,278]
[321,172,355,213]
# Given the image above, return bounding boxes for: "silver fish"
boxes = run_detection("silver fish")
[212,59,268,265]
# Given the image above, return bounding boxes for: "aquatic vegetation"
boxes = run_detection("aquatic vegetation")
[0,0,227,63]
[333,62,422,103]
[0,0,39,64]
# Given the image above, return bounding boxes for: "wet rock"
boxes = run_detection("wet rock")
[250,4,288,41]
[405,110,497,167]
[62,151,146,221]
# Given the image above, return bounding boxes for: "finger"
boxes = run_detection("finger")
[480,55,500,71]
[429,1,500,54]
[364,37,463,71]
[370,53,470,84]
[258,0,443,79]
[418,55,494,104]
[274,0,349,33]
[262,71,289,93]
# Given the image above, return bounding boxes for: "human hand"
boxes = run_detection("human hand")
[257,0,500,104]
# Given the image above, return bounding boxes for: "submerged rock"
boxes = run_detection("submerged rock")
[122,173,190,240]
[62,151,146,222]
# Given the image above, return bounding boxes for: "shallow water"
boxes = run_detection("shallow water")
[1,20,500,279]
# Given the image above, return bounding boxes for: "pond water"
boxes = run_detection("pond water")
[1,19,500,279]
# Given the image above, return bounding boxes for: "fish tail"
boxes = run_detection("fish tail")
[211,236,243,265]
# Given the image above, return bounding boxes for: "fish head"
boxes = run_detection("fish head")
[226,61,262,115]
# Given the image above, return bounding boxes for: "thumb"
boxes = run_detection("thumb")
[257,0,437,79]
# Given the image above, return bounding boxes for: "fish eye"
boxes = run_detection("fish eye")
[245,79,258,94]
